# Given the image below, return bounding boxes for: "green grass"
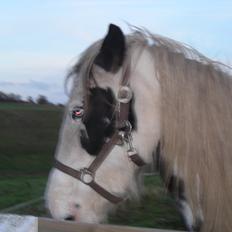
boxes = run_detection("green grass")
[0,103,62,210]
[0,102,62,111]
[0,103,63,176]
[109,176,185,230]
[12,199,47,216]
[0,176,47,209]
[0,102,185,230]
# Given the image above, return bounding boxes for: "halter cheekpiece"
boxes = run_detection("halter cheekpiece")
[54,57,146,204]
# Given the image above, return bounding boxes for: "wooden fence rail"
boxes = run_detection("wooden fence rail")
[38,217,186,232]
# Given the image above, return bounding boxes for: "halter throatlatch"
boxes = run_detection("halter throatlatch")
[53,57,146,204]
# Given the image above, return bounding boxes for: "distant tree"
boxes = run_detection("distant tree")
[8,93,22,102]
[27,96,34,104]
[36,95,49,105]
[0,91,8,101]
[0,91,23,102]
[57,103,64,107]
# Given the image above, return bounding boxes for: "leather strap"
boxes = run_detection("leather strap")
[54,158,123,204]
[129,154,146,167]
[88,132,120,173]
[117,63,146,167]
[54,159,82,180]
[121,57,131,86]
[88,181,122,204]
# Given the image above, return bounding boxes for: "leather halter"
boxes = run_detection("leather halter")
[53,59,146,204]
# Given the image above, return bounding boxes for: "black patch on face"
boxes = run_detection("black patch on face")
[80,88,116,155]
[80,87,136,156]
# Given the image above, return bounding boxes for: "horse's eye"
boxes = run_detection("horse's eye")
[71,107,84,120]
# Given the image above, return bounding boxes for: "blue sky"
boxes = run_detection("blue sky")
[0,0,231,103]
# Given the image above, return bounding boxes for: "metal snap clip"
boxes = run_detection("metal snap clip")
[124,121,132,133]
[118,86,132,104]
[118,131,126,141]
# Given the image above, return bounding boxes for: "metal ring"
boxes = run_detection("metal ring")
[117,86,132,104]
[80,168,94,184]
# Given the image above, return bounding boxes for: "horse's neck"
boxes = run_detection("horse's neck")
[130,47,161,163]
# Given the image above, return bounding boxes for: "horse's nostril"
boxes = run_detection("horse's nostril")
[64,215,75,221]
[75,203,80,208]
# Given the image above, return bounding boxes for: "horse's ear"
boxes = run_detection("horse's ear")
[94,24,125,72]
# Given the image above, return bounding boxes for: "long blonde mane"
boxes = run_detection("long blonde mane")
[69,29,232,231]
[146,33,232,231]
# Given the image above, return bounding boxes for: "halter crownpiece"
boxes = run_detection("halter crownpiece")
[53,56,146,204]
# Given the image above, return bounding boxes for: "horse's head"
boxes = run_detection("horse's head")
[45,24,160,223]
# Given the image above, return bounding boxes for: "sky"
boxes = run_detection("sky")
[0,0,231,103]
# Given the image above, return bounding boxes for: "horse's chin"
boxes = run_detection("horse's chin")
[47,202,108,224]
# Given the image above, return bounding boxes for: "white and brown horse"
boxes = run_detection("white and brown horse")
[46,24,232,232]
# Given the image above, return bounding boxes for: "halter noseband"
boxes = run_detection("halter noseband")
[53,59,146,204]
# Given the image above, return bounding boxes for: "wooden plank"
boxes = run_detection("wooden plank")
[38,217,186,232]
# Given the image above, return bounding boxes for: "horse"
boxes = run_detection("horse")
[45,24,232,232]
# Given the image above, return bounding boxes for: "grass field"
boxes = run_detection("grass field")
[0,102,185,230]
[0,102,63,211]
[0,103,63,176]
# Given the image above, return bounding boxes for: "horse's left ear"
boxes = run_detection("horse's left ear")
[94,24,126,72]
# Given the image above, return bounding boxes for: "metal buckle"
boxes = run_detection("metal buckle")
[80,168,94,184]
[118,121,132,144]
[118,86,132,104]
